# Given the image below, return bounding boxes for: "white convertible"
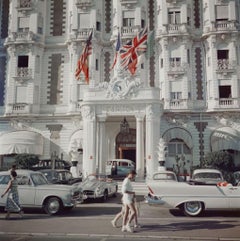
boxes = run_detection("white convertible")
[145,170,240,217]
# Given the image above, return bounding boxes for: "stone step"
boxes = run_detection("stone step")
[117,180,149,196]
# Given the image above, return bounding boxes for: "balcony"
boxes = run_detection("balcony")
[216,59,236,75]
[204,21,239,35]
[208,98,240,110]
[75,0,93,10]
[69,28,93,42]
[5,31,42,45]
[121,26,140,39]
[17,0,33,12]
[5,103,31,115]
[157,23,189,37]
[13,67,32,83]
[168,62,187,77]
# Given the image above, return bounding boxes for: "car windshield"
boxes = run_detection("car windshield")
[0,174,10,184]
[31,173,49,185]
[153,173,177,181]
[194,173,222,179]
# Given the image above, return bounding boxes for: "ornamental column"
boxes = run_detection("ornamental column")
[145,104,161,178]
[82,105,97,178]
[135,114,145,180]
[98,115,107,174]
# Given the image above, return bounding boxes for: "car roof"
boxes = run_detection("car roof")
[193,168,222,174]
[0,169,40,175]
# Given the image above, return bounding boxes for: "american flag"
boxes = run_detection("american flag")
[75,30,93,83]
[120,27,148,75]
[110,31,121,71]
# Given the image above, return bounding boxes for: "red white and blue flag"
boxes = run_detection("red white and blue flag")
[120,27,148,75]
[75,30,93,83]
[110,31,121,71]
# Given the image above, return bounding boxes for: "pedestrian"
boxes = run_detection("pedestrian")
[1,170,23,219]
[111,196,140,229]
[120,170,140,232]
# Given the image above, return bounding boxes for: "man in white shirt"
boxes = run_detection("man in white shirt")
[121,170,138,232]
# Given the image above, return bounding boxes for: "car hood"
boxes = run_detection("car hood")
[79,181,99,190]
[35,184,77,191]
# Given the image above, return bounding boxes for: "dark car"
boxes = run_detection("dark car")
[39,169,82,185]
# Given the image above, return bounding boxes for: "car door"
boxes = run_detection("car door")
[221,185,240,208]
[17,175,36,206]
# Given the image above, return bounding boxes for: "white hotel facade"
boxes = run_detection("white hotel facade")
[0,0,240,179]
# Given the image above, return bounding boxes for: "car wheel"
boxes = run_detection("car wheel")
[183,201,204,217]
[101,190,108,202]
[44,197,62,215]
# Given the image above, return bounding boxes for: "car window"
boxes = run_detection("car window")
[194,173,222,179]
[153,173,176,181]
[17,175,31,185]
[0,175,10,184]
[31,173,48,185]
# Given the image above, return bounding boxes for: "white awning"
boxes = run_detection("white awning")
[211,127,240,151]
[163,127,193,149]
[0,131,43,155]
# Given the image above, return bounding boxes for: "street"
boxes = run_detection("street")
[0,193,240,241]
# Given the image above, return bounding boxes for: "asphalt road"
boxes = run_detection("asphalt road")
[0,194,240,241]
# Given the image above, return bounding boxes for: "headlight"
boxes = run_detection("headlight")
[95,186,101,194]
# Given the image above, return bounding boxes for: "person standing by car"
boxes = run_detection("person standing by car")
[121,170,139,232]
[1,171,23,219]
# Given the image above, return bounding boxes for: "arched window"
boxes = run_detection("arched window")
[168,138,191,156]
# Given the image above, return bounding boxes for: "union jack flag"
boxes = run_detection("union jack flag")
[120,27,148,75]
[110,31,121,71]
[75,30,93,83]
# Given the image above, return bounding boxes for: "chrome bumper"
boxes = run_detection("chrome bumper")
[144,194,166,205]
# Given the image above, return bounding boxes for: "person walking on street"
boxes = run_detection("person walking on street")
[1,171,23,219]
[120,170,139,232]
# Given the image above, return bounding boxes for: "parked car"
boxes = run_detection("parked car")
[106,159,135,178]
[0,170,83,215]
[39,169,82,185]
[79,174,118,202]
[189,168,224,185]
[145,170,238,217]
[31,159,72,171]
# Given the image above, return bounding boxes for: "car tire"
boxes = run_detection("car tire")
[183,201,204,217]
[44,197,62,215]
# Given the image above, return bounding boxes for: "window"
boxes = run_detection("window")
[216,5,228,21]
[123,18,134,27]
[168,139,191,156]
[170,92,182,100]
[168,10,181,24]
[79,13,90,28]
[218,50,229,60]
[96,21,101,31]
[18,55,28,67]
[16,86,27,103]
[219,85,231,98]
[123,11,134,27]
[18,17,29,32]
[217,50,229,69]
[95,59,99,71]
[169,57,181,67]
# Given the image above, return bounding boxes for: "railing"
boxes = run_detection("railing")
[16,67,32,78]
[219,98,234,106]
[18,0,32,9]
[121,26,140,38]
[6,31,41,43]
[168,62,187,75]
[204,21,238,34]
[70,28,92,41]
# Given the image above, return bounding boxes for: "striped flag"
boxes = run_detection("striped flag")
[110,31,121,71]
[75,30,93,83]
[120,27,148,75]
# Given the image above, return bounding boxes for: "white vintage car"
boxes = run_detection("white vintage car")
[145,170,240,217]
[79,174,118,202]
[0,170,83,215]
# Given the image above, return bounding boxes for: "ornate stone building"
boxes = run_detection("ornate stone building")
[0,0,240,179]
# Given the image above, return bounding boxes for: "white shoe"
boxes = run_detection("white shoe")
[134,224,141,228]
[126,224,133,233]
[111,220,117,228]
[121,225,127,232]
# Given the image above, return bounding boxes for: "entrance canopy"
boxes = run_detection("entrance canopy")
[163,127,193,149]
[0,131,43,155]
[211,127,240,151]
